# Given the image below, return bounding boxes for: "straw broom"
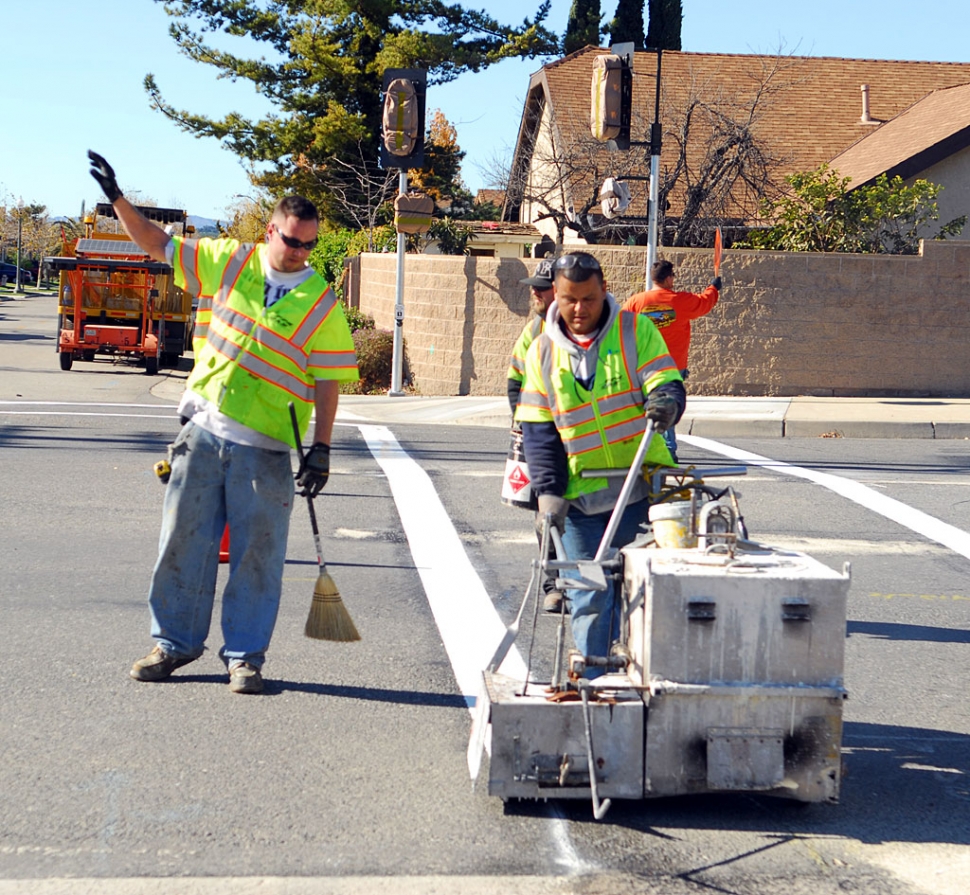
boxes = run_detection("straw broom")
[303,492,360,642]
[289,403,360,642]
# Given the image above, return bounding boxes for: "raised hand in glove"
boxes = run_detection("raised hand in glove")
[296,442,330,497]
[711,276,722,290]
[535,494,570,539]
[88,150,123,203]
[646,391,679,433]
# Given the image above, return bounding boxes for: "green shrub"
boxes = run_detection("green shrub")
[349,225,397,254]
[308,229,356,298]
[342,328,411,395]
[342,302,375,334]
[428,217,474,255]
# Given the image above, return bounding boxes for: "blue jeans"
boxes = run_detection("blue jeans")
[662,425,678,461]
[147,422,294,669]
[560,497,651,676]
[663,368,687,462]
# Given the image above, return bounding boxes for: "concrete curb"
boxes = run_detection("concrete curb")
[147,375,970,439]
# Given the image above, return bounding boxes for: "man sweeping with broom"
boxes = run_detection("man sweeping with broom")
[87,151,360,694]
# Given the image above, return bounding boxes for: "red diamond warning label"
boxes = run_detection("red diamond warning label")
[507,464,531,494]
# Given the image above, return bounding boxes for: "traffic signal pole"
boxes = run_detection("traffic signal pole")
[592,44,662,289]
[390,170,408,396]
[645,49,663,288]
[380,67,427,398]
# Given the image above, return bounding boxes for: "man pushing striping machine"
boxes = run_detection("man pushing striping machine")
[470,252,850,819]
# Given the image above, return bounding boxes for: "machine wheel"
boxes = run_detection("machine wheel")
[82,350,96,362]
[145,355,159,376]
[59,352,73,371]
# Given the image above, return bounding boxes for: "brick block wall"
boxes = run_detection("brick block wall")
[358,241,970,397]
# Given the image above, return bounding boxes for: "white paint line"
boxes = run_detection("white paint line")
[332,528,378,540]
[0,411,177,419]
[358,426,587,874]
[755,537,950,556]
[0,401,177,408]
[0,876,583,895]
[358,424,527,702]
[900,763,964,774]
[547,803,595,873]
[854,842,970,895]
[682,434,970,561]
[336,408,370,422]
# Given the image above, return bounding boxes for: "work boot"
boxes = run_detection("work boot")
[228,662,264,694]
[542,590,563,613]
[130,645,197,682]
[542,573,568,613]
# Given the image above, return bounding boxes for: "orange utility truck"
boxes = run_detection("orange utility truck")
[47,204,194,374]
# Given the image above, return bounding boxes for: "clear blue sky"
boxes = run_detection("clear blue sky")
[2,0,969,221]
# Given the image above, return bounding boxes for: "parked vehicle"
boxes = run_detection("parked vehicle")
[0,263,32,285]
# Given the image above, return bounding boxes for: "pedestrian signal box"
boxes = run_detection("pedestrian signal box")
[381,68,427,169]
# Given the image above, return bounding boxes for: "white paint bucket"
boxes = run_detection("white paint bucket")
[648,500,697,549]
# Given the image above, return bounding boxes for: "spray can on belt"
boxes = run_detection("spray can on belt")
[500,425,538,510]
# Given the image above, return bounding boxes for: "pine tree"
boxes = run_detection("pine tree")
[645,0,682,51]
[604,0,646,51]
[143,1,558,227]
[563,0,602,55]
[409,110,467,206]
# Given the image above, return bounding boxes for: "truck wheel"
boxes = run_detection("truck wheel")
[82,350,96,362]
[59,352,73,371]
[145,355,159,376]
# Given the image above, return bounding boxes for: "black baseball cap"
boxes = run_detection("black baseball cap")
[519,258,555,289]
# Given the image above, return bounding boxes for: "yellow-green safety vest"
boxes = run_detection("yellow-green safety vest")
[515,310,681,499]
[172,237,359,447]
[507,314,545,383]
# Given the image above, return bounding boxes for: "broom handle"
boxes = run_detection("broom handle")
[305,493,328,575]
[289,402,328,575]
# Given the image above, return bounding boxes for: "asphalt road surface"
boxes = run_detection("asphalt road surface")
[1,291,968,895]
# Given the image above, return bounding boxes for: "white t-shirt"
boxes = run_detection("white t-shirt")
[166,239,316,451]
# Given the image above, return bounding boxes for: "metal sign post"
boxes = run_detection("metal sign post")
[380,67,427,397]
[14,215,24,293]
[645,48,663,288]
[389,169,407,396]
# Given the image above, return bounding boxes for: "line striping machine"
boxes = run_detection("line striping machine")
[470,423,849,820]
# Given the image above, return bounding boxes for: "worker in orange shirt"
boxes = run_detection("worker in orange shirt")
[622,259,720,462]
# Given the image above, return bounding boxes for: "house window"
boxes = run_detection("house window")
[469,248,496,257]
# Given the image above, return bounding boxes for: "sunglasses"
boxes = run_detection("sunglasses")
[273,224,317,251]
[552,254,602,273]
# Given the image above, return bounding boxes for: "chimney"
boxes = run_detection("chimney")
[860,84,880,125]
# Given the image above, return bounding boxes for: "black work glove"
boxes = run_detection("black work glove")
[646,391,679,433]
[711,276,722,290]
[296,442,331,497]
[88,150,123,203]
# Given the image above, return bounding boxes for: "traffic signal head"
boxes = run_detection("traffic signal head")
[590,52,632,150]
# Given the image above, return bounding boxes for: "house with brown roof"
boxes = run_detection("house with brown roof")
[830,81,970,237]
[474,188,507,209]
[505,47,970,246]
[423,219,545,258]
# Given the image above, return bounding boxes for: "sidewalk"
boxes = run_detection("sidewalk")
[150,371,970,438]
